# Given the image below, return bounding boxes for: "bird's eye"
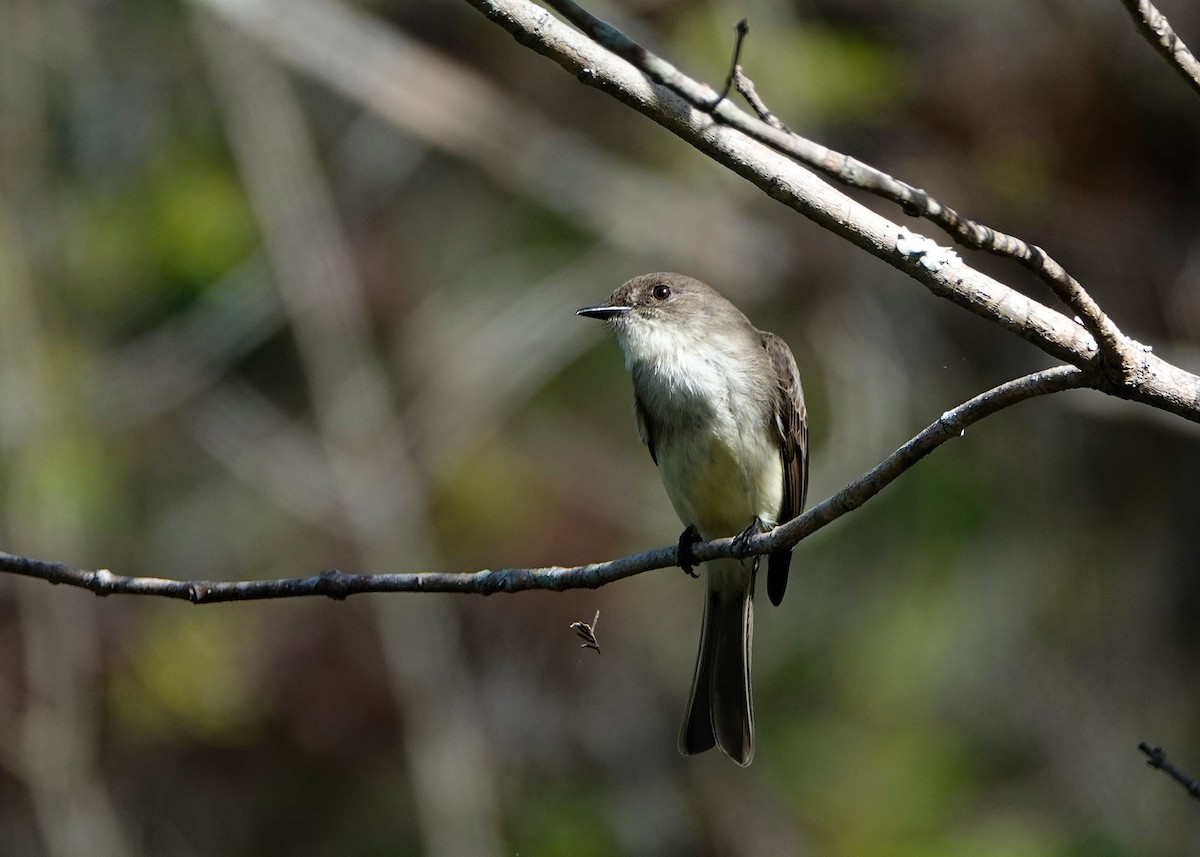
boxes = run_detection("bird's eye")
[652,284,671,301]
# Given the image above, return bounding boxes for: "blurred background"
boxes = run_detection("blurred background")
[1,0,1199,854]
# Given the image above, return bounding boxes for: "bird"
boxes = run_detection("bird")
[578,272,808,765]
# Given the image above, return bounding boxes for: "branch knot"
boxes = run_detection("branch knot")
[316,569,353,600]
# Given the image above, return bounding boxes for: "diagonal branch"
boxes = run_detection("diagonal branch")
[1121,0,1200,100]
[1138,742,1200,800]
[537,0,1131,376]
[0,365,1088,602]
[466,0,1200,422]
[760,366,1090,552]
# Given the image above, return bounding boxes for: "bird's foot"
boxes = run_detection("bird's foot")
[732,516,768,560]
[677,526,702,577]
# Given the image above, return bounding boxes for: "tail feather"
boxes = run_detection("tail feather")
[678,558,754,766]
[766,549,792,606]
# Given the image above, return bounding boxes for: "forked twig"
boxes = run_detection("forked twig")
[541,0,1132,378]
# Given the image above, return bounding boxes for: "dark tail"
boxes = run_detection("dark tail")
[767,549,792,606]
[678,558,754,766]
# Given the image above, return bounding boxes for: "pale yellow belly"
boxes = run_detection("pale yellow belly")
[656,425,783,540]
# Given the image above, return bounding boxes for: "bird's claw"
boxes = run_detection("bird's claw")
[732,517,765,560]
[677,526,702,577]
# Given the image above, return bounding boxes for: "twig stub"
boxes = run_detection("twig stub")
[1138,742,1200,800]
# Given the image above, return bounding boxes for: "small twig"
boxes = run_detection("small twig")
[539,0,1132,380]
[1138,742,1200,801]
[0,365,1088,601]
[1121,0,1200,101]
[714,19,749,105]
[469,0,1200,420]
[719,20,788,132]
[569,610,601,653]
[733,67,786,131]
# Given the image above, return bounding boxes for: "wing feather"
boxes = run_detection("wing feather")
[634,394,658,465]
[761,331,808,606]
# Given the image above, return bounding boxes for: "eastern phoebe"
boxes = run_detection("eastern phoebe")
[578,272,808,766]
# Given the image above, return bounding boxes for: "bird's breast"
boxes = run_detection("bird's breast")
[631,344,784,539]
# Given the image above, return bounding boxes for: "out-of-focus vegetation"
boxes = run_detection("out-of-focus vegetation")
[1,0,1199,854]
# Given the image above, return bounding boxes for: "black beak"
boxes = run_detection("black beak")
[577,304,631,320]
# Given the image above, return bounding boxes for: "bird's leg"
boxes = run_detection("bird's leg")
[677,526,703,578]
[732,516,769,560]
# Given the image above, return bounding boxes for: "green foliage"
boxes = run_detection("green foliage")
[671,16,914,126]
[108,607,267,744]
[432,433,549,565]
[880,452,992,556]
[975,137,1057,216]
[504,775,621,857]
[61,149,256,337]
[2,0,1197,853]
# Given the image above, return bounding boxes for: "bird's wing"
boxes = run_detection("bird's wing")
[761,331,808,606]
[634,394,659,465]
[762,331,808,518]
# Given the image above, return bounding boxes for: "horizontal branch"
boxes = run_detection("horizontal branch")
[465,0,1200,422]
[0,550,674,602]
[0,366,1087,602]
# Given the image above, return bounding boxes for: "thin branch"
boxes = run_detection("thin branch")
[715,18,748,104]
[0,365,1088,602]
[535,0,1131,377]
[759,365,1090,551]
[1138,742,1200,800]
[1121,0,1200,100]
[467,0,1200,422]
[721,64,1128,379]
[733,67,786,132]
